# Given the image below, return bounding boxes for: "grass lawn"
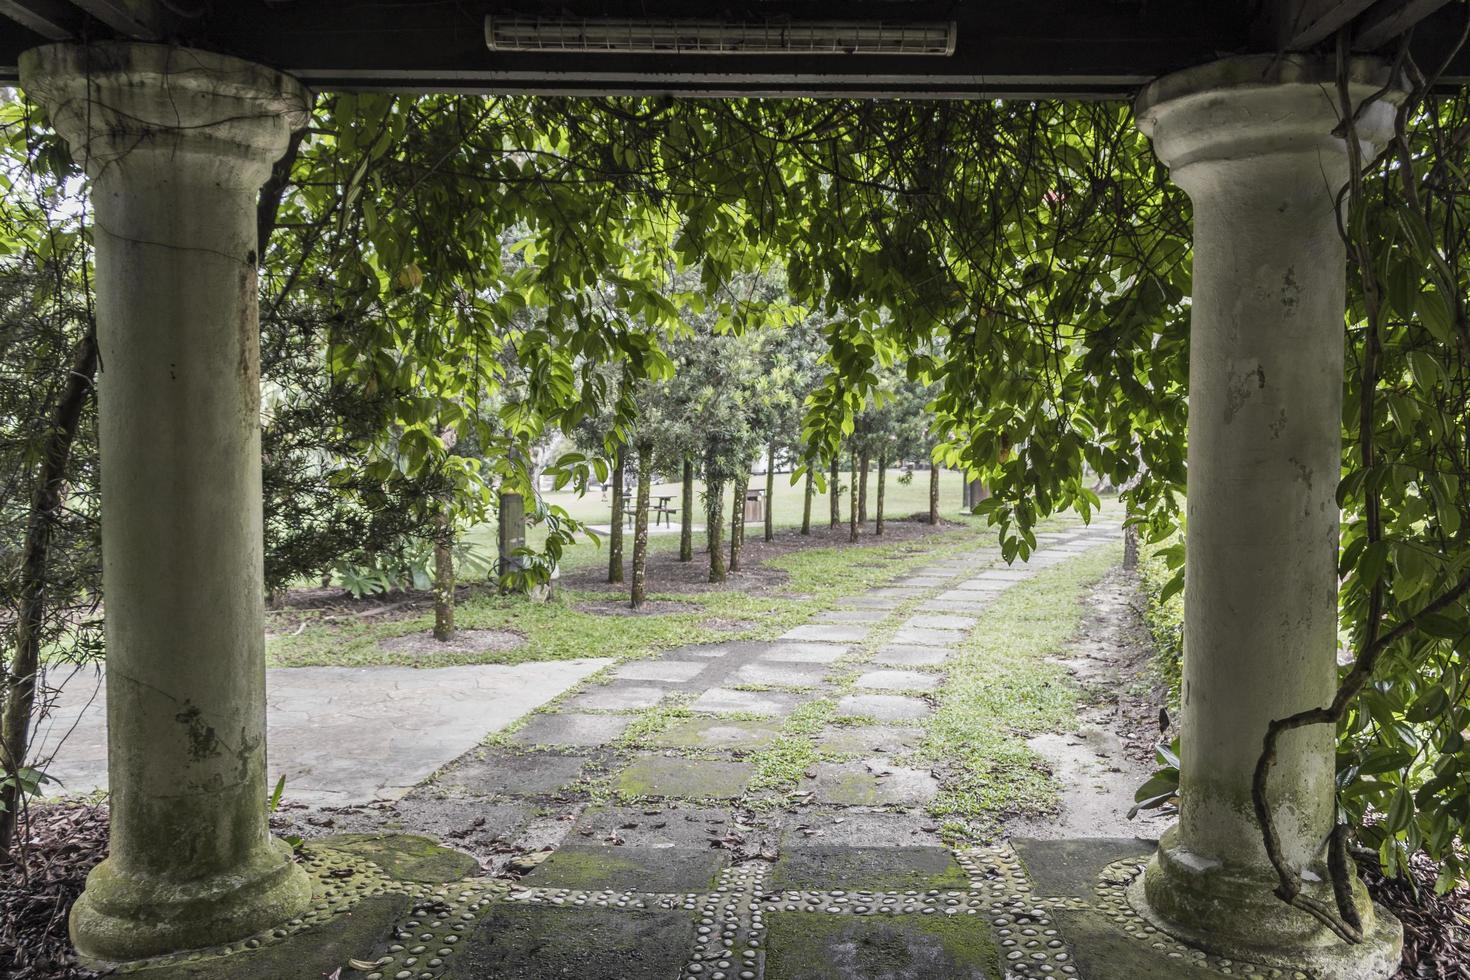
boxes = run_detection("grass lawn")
[457,466,968,578]
[268,518,991,669]
[266,501,1107,671]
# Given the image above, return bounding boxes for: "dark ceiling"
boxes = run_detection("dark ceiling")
[1,1,1465,98]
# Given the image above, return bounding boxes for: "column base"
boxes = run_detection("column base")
[1130,828,1402,980]
[70,836,312,964]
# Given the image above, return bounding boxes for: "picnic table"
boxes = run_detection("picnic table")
[623,494,679,527]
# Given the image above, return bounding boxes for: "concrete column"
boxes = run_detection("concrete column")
[19,43,312,961]
[1134,56,1401,976]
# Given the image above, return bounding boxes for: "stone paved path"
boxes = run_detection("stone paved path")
[125,517,1327,979]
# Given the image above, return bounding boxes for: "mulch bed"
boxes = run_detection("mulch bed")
[2,799,1467,978]
[1365,851,1470,979]
[1,804,105,980]
[377,627,526,656]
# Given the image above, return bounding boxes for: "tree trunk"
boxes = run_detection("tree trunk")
[929,464,940,525]
[707,473,727,582]
[848,452,859,543]
[801,463,813,536]
[497,489,527,593]
[829,455,840,529]
[631,448,652,608]
[432,506,455,641]
[1123,526,1140,570]
[876,453,887,536]
[764,445,775,542]
[962,476,971,511]
[679,458,694,562]
[730,471,748,572]
[0,329,98,857]
[608,446,625,583]
[858,452,869,523]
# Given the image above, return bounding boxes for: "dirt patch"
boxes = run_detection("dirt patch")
[573,599,699,617]
[378,628,526,656]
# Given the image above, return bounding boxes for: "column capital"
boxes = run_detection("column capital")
[1135,54,1403,182]
[19,42,310,186]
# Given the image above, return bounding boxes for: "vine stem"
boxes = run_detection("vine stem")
[1247,28,1461,945]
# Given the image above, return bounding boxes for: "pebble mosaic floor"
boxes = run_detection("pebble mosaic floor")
[116,519,1327,979]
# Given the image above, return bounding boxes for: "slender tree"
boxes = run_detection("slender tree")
[730,468,748,572]
[608,445,626,583]
[858,452,870,524]
[929,464,940,525]
[875,452,887,535]
[848,451,859,543]
[829,455,841,529]
[679,458,695,562]
[763,444,776,542]
[801,460,814,535]
[432,504,455,640]
[706,468,727,583]
[630,441,653,608]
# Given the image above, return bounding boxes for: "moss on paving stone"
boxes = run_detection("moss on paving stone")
[614,755,753,800]
[763,910,1002,980]
[525,843,728,892]
[128,894,412,979]
[312,833,480,883]
[1048,909,1229,979]
[770,845,971,892]
[1010,837,1155,899]
[446,904,695,980]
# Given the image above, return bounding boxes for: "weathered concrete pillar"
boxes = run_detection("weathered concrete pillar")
[19,43,312,961]
[1134,55,1401,977]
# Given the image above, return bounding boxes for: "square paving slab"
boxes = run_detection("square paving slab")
[891,625,966,647]
[611,660,709,682]
[615,755,753,800]
[770,844,971,891]
[438,748,591,797]
[447,904,694,980]
[648,716,784,751]
[854,669,942,693]
[512,711,634,747]
[691,687,799,717]
[836,693,932,721]
[732,661,831,687]
[523,842,728,893]
[780,623,871,644]
[817,724,926,755]
[814,608,889,623]
[903,613,977,630]
[803,760,940,805]
[567,684,670,711]
[763,911,1001,980]
[871,644,948,667]
[571,805,776,850]
[759,642,848,663]
[779,811,945,848]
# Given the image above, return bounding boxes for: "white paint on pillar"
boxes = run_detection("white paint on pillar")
[19,43,313,962]
[1133,55,1403,978]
